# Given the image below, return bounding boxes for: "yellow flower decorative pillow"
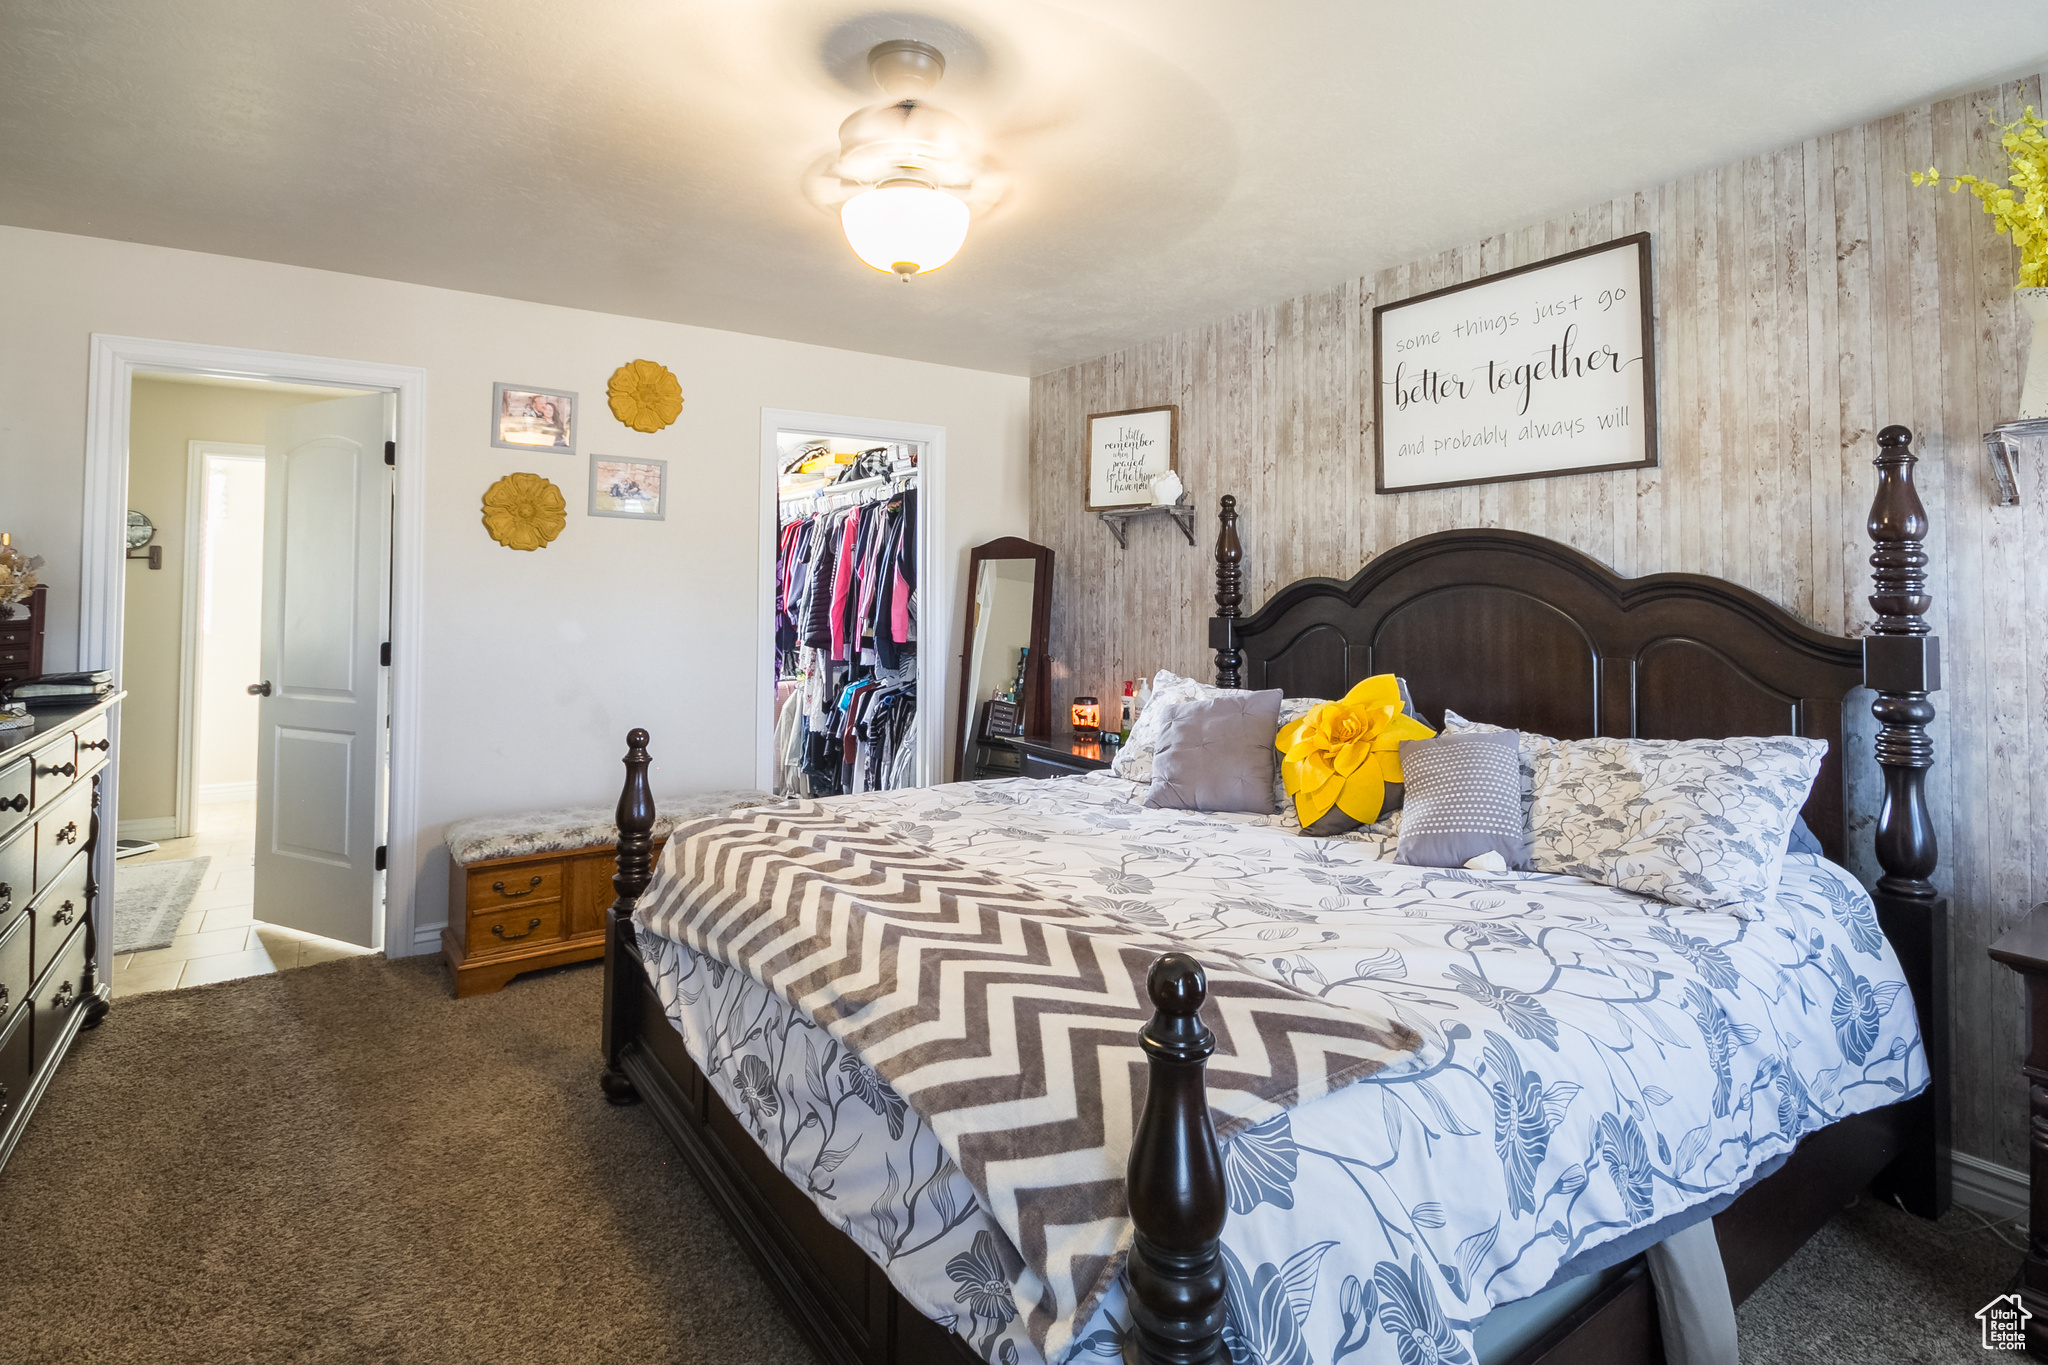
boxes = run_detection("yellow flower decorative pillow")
[1277,675,1436,834]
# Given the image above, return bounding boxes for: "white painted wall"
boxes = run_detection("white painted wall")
[1,225,1030,946]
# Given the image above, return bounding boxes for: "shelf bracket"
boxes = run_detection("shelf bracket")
[1099,498,1196,550]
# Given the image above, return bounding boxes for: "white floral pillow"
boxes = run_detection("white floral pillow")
[1110,670,1218,784]
[1529,735,1824,917]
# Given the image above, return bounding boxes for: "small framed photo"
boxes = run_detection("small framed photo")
[492,383,577,453]
[588,455,667,521]
[1086,405,1177,511]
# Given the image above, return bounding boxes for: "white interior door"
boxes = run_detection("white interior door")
[254,393,390,947]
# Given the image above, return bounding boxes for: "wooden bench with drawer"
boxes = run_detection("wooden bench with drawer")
[440,789,773,998]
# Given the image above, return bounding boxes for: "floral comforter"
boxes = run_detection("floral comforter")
[632,773,1925,1365]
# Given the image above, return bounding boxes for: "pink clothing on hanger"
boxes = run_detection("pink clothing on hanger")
[891,566,911,644]
[828,506,862,661]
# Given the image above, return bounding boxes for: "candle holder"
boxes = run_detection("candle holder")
[1070,696,1101,739]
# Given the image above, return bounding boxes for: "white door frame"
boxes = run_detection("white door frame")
[83,334,429,972]
[757,409,946,794]
[176,439,265,840]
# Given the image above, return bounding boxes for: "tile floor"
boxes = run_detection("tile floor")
[111,801,376,998]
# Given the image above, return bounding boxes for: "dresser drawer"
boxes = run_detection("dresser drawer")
[34,784,91,892]
[30,853,88,983]
[0,759,29,841]
[0,824,30,917]
[0,1004,29,1136]
[0,907,28,1036]
[465,903,562,957]
[30,919,89,1077]
[30,734,78,806]
[465,861,564,913]
[73,714,111,776]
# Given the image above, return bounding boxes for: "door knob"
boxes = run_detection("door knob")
[247,681,273,696]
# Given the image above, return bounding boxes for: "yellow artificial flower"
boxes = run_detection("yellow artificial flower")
[1276,675,1437,828]
[1913,106,2048,288]
[481,472,568,551]
[607,359,685,433]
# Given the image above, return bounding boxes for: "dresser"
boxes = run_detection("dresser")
[0,695,118,1171]
[0,586,47,690]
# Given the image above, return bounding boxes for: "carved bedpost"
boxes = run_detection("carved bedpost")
[600,727,656,1106]
[1127,953,1228,1365]
[1861,426,1951,1219]
[1208,496,1243,689]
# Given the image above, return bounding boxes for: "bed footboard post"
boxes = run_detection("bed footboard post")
[1127,952,1228,1365]
[1861,426,1951,1218]
[600,727,657,1106]
[1209,495,1243,689]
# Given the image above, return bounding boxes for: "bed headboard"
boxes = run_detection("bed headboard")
[1206,510,1862,860]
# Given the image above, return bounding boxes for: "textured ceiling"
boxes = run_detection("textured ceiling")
[3,1,2044,375]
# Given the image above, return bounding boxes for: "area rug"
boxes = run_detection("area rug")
[0,955,817,1365]
[112,855,210,954]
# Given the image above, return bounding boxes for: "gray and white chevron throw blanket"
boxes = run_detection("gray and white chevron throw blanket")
[634,799,1421,1357]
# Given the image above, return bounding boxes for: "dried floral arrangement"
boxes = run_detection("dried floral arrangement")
[1915,106,2048,288]
[0,533,43,610]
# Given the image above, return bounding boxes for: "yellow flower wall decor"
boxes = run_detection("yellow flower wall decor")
[606,359,684,433]
[1277,674,1436,828]
[481,472,568,551]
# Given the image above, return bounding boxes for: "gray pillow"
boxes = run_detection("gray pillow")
[1392,731,1532,869]
[1787,815,1823,857]
[1145,689,1284,814]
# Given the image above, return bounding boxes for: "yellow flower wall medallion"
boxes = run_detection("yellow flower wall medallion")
[606,359,684,433]
[481,472,568,551]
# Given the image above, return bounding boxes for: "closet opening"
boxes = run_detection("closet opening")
[762,411,945,799]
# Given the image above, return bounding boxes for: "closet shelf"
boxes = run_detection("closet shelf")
[1098,497,1196,550]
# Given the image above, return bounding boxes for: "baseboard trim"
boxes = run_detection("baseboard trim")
[198,781,256,804]
[405,923,445,958]
[117,817,179,841]
[1954,1152,2028,1223]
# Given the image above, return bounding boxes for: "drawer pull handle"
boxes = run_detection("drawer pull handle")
[54,821,79,845]
[491,876,543,898]
[491,917,543,942]
[0,881,9,911]
[0,795,24,813]
[37,761,77,779]
[50,980,76,1014]
[0,982,9,1017]
[80,738,110,753]
[50,899,77,928]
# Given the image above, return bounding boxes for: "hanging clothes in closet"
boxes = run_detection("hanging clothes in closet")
[772,465,918,798]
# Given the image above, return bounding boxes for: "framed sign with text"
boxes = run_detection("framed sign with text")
[1086,405,1178,511]
[1373,233,1656,493]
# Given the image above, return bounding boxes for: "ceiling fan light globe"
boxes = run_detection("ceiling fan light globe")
[841,184,970,278]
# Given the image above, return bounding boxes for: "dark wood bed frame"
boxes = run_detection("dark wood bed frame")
[598,425,1950,1365]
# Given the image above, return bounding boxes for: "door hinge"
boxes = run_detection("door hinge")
[384,440,395,466]
[380,641,391,667]
[375,845,387,871]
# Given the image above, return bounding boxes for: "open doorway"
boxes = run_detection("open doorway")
[110,374,386,996]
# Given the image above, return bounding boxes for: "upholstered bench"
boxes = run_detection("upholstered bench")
[442,790,775,997]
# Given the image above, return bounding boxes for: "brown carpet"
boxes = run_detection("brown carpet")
[0,952,2023,1364]
[0,954,818,1365]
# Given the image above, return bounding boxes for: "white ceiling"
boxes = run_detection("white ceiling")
[3,1,2044,376]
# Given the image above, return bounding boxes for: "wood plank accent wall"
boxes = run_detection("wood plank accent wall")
[1030,73,2045,1174]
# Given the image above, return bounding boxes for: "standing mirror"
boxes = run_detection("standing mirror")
[954,537,1053,780]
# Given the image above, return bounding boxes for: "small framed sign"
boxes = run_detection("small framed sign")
[1086,405,1178,511]
[1374,233,1656,494]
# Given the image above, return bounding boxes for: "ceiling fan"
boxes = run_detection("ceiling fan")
[807,40,1002,281]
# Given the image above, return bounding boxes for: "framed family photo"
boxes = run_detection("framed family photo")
[588,455,667,520]
[1085,405,1177,511]
[492,383,577,453]
[1373,233,1657,494]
